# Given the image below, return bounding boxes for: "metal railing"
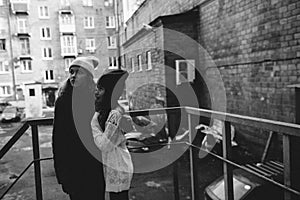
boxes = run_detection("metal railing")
[1,107,300,200]
[0,118,53,200]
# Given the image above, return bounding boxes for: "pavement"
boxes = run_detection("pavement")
[0,119,257,200]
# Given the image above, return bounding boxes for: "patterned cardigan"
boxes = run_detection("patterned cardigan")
[91,108,133,192]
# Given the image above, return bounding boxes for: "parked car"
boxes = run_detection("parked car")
[0,101,11,114]
[1,106,23,122]
[204,161,284,200]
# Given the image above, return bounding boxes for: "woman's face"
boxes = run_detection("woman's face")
[69,66,90,87]
[95,87,105,103]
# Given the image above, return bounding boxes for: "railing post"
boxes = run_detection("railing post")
[188,113,199,200]
[223,121,234,200]
[168,111,180,200]
[283,86,300,200]
[283,134,291,200]
[31,124,43,200]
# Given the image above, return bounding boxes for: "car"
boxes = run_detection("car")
[0,101,11,114]
[204,161,284,200]
[1,106,23,122]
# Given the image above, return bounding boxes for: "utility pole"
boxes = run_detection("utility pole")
[115,0,121,69]
[7,2,17,101]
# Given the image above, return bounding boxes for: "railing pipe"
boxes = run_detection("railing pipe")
[0,122,29,159]
[223,121,233,200]
[188,113,199,200]
[31,124,43,200]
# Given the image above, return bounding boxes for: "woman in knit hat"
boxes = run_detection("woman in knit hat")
[91,68,134,200]
[52,56,105,200]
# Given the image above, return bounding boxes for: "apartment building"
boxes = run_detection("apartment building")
[0,0,118,106]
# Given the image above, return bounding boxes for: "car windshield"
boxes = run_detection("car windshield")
[210,176,252,200]
[4,107,17,113]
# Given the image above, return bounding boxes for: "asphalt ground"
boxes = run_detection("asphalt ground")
[0,122,257,200]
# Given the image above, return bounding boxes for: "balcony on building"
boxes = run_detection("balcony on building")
[10,0,29,15]
[59,7,75,33]
[60,35,77,57]
[19,49,31,60]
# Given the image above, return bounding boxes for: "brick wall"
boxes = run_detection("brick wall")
[123,24,167,109]
[198,0,300,155]
[123,0,300,156]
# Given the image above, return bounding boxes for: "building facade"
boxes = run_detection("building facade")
[0,0,118,106]
[120,0,300,154]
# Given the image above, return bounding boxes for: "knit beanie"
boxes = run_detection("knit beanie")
[69,56,99,77]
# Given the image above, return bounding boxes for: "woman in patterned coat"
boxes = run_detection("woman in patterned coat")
[91,68,134,200]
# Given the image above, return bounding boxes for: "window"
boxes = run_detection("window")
[104,0,113,6]
[0,39,5,51]
[42,47,52,59]
[39,6,49,18]
[0,85,11,96]
[130,57,135,72]
[146,51,152,70]
[106,16,115,28]
[109,56,117,68]
[83,16,94,28]
[17,18,28,33]
[137,54,142,71]
[175,60,195,85]
[123,54,126,69]
[107,36,116,48]
[82,0,92,6]
[61,36,76,55]
[29,89,35,96]
[21,60,32,72]
[0,0,4,6]
[85,38,95,51]
[64,58,74,71]
[20,38,30,55]
[61,14,74,25]
[45,70,54,82]
[0,61,9,73]
[40,27,51,40]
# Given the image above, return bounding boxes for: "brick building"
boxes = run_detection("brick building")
[0,0,118,106]
[121,0,300,154]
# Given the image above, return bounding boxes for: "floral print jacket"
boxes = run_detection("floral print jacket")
[91,107,133,192]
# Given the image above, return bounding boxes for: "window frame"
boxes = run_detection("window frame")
[82,0,93,6]
[175,59,195,85]
[0,61,9,74]
[83,16,95,29]
[20,38,30,55]
[64,58,74,71]
[42,47,53,60]
[0,85,12,96]
[44,69,54,82]
[21,60,32,73]
[108,56,118,68]
[38,6,50,19]
[105,16,115,28]
[0,39,6,51]
[85,38,95,51]
[137,54,142,72]
[40,27,51,40]
[146,51,152,70]
[107,36,116,49]
[130,57,135,72]
[17,18,28,33]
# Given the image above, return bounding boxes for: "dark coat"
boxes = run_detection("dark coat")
[52,79,105,198]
